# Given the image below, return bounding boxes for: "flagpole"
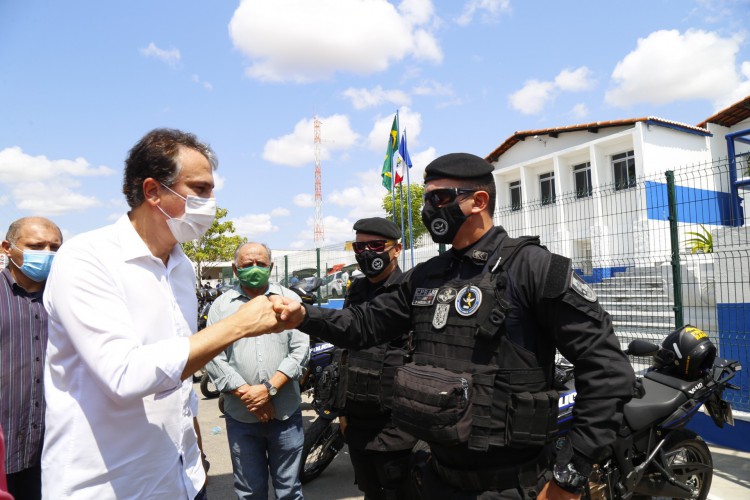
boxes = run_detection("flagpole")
[404,131,415,267]
[390,111,398,224]
[398,182,406,268]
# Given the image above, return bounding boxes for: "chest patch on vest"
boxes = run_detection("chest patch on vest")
[471,249,489,262]
[455,285,482,316]
[413,288,439,306]
[570,272,597,302]
[436,287,457,303]
[432,303,450,329]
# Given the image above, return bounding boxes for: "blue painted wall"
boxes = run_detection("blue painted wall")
[716,303,750,413]
[687,412,750,452]
[645,181,740,225]
[573,266,628,284]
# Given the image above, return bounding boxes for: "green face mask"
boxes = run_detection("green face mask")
[236,265,271,289]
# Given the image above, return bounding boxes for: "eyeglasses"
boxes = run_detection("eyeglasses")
[423,188,477,207]
[352,240,394,254]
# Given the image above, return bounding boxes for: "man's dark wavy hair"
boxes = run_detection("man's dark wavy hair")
[122,128,217,208]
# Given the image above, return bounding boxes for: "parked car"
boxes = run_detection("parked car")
[323,271,345,299]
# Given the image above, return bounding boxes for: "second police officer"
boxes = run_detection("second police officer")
[339,217,417,500]
[287,153,636,499]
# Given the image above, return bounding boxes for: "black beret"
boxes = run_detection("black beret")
[423,153,494,182]
[353,217,401,240]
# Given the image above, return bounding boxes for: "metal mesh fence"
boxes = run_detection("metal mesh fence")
[271,156,750,412]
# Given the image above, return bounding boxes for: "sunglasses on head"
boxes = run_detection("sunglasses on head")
[352,240,394,254]
[423,188,477,207]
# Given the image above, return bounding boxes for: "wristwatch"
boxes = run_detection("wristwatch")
[553,462,588,493]
[552,437,588,493]
[262,380,278,397]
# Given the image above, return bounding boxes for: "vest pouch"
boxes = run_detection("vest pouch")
[391,364,472,446]
[315,361,344,415]
[505,390,559,447]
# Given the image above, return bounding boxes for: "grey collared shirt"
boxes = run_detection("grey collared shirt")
[205,283,310,423]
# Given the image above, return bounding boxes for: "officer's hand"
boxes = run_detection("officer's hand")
[239,384,270,411]
[268,295,306,329]
[537,480,581,500]
[227,295,279,337]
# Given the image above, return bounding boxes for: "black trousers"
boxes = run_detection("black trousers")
[7,463,42,500]
[349,447,413,500]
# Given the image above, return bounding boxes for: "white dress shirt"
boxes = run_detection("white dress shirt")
[42,214,203,499]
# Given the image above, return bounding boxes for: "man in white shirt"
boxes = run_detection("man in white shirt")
[42,128,281,500]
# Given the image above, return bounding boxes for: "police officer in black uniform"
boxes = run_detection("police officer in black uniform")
[339,217,417,499]
[277,153,636,499]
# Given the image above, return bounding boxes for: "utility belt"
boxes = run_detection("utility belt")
[431,446,551,492]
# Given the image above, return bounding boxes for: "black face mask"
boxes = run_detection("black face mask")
[355,250,391,278]
[421,201,469,244]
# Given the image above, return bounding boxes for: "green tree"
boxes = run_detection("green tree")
[181,207,247,282]
[382,183,426,249]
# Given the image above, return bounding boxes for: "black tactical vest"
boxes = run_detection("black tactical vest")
[391,237,559,451]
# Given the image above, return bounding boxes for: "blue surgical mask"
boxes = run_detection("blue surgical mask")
[10,244,56,282]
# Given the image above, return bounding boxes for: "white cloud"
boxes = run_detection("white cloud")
[342,86,411,110]
[292,215,356,249]
[365,107,422,150]
[508,66,594,115]
[231,213,280,237]
[0,147,115,215]
[293,193,314,207]
[605,29,748,109]
[508,80,556,115]
[12,181,101,215]
[228,0,441,83]
[571,103,589,119]
[328,170,387,219]
[554,67,595,92]
[411,80,454,97]
[213,172,226,192]
[139,42,181,67]
[0,147,115,183]
[456,0,511,26]
[271,207,291,216]
[263,114,359,167]
[191,74,214,91]
[408,146,437,183]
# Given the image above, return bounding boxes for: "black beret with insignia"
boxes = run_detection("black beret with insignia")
[353,217,402,240]
[423,153,494,182]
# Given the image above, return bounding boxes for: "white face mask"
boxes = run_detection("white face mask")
[158,184,217,242]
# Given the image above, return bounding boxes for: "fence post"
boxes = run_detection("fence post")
[438,243,446,254]
[284,255,288,287]
[666,170,684,328]
[316,247,322,305]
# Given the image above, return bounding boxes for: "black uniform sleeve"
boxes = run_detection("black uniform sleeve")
[536,252,636,472]
[299,269,414,349]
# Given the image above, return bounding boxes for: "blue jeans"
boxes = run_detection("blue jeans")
[225,409,304,500]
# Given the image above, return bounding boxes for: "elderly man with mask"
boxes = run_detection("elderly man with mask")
[1,217,62,500]
[205,242,309,500]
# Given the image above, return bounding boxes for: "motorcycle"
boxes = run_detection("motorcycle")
[196,287,222,398]
[556,330,741,500]
[290,277,347,483]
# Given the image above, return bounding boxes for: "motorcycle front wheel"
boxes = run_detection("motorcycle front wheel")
[200,373,220,399]
[300,417,344,483]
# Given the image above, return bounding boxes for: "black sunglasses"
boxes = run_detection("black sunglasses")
[352,240,394,254]
[423,188,477,207]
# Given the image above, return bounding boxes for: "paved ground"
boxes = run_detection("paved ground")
[196,383,750,500]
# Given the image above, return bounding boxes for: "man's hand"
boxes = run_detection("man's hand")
[268,295,306,330]
[537,480,581,500]
[252,400,276,423]
[239,384,271,411]
[227,295,280,337]
[231,383,252,398]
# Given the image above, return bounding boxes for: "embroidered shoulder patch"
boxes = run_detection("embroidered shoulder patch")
[412,288,438,306]
[570,272,597,302]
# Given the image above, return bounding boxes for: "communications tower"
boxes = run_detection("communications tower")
[313,116,325,243]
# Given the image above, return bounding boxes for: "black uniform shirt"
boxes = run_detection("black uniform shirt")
[341,268,418,452]
[302,226,635,471]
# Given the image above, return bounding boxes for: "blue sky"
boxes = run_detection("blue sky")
[1,0,749,249]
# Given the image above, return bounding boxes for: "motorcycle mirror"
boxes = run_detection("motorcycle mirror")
[626,339,659,356]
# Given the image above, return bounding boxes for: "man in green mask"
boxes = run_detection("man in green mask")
[204,242,310,499]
